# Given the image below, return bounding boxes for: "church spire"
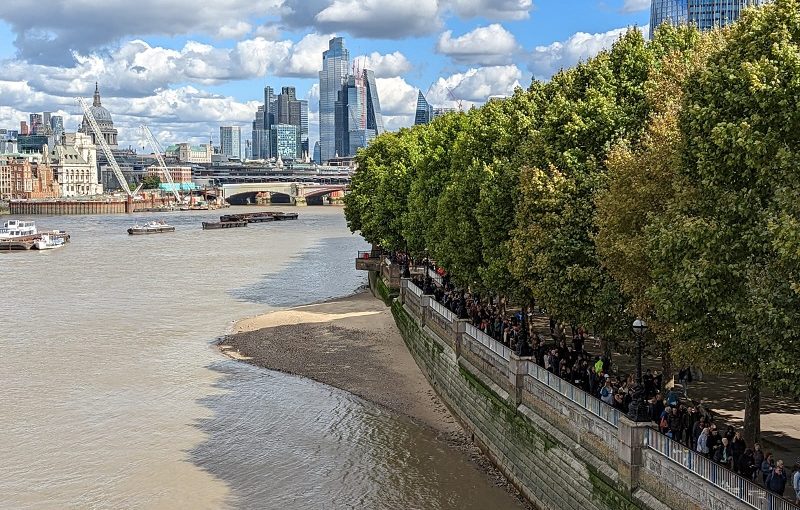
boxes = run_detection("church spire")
[93,82,101,107]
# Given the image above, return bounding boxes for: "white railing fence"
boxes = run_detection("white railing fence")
[429,298,455,323]
[427,267,443,286]
[407,280,423,297]
[465,323,511,361]
[526,362,621,426]
[645,430,800,510]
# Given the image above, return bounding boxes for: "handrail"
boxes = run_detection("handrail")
[645,430,800,510]
[427,267,443,286]
[429,298,455,322]
[464,323,511,361]
[526,362,620,426]
[407,280,423,297]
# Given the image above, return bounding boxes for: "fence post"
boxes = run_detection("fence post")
[455,319,468,359]
[420,295,430,327]
[617,417,653,491]
[399,278,408,305]
[509,354,531,406]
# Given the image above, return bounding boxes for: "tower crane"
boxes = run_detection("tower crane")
[446,87,464,112]
[140,124,182,203]
[76,97,136,197]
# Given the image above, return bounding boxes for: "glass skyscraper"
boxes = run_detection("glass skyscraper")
[319,37,349,163]
[651,0,770,37]
[415,91,434,125]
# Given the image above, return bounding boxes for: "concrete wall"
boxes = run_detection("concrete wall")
[391,278,763,510]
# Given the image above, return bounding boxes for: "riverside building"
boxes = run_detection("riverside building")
[651,0,772,37]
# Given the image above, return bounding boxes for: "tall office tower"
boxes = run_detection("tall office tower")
[220,126,242,159]
[299,99,309,158]
[42,112,52,130]
[29,113,43,134]
[252,106,266,159]
[20,121,29,135]
[50,115,64,142]
[336,69,385,157]
[651,0,770,37]
[313,141,321,164]
[319,37,350,163]
[415,91,434,125]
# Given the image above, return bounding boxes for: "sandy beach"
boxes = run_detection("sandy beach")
[219,289,530,507]
[220,289,461,435]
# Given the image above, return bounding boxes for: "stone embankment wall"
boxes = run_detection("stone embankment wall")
[390,278,763,510]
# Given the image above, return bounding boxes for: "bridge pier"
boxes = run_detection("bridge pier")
[292,196,307,207]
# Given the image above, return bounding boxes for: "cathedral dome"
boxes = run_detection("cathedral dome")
[79,83,119,148]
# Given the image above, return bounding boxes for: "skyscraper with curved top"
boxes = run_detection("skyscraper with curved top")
[650,0,771,38]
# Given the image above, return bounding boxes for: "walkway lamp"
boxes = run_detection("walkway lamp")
[628,319,650,422]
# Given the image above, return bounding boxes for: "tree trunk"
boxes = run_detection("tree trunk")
[659,342,673,393]
[743,372,761,446]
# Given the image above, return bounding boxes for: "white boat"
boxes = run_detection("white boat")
[127,220,176,235]
[0,220,37,239]
[33,233,65,250]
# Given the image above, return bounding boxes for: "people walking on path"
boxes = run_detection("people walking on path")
[766,460,788,495]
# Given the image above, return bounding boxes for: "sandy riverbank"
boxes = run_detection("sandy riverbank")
[219,289,530,507]
[220,290,461,435]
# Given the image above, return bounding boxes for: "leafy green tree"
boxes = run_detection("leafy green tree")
[141,174,161,190]
[510,29,653,346]
[648,0,800,443]
[345,128,422,250]
[596,26,717,387]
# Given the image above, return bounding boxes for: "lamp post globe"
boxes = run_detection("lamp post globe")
[628,318,650,422]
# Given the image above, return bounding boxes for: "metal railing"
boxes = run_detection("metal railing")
[525,362,621,426]
[427,267,443,286]
[465,323,511,361]
[645,430,799,510]
[407,280,423,297]
[429,298,455,322]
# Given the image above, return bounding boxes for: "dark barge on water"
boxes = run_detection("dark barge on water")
[202,221,247,230]
[219,211,299,223]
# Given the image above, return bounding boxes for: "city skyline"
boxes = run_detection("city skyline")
[0,1,652,149]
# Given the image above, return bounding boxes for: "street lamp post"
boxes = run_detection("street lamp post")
[628,318,650,422]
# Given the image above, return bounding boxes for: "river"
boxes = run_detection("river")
[0,206,521,509]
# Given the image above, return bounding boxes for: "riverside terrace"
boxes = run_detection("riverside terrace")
[396,277,800,510]
[356,248,800,509]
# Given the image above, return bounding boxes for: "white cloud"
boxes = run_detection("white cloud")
[436,24,519,65]
[528,27,643,79]
[355,52,412,78]
[0,0,283,65]
[621,0,650,13]
[428,65,523,106]
[216,21,253,39]
[444,0,532,20]
[375,77,419,116]
[0,33,333,103]
[314,0,441,38]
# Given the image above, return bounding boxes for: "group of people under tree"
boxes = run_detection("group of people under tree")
[406,259,800,502]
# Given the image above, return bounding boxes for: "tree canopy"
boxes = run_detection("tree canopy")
[344,0,800,444]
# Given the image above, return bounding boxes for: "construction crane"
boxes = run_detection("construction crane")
[76,96,135,197]
[446,87,464,112]
[140,124,182,203]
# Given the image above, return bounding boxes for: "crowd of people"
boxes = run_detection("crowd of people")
[404,259,800,502]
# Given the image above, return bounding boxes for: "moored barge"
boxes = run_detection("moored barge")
[202,221,247,230]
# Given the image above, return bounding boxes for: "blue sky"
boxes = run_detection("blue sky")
[0,0,651,149]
